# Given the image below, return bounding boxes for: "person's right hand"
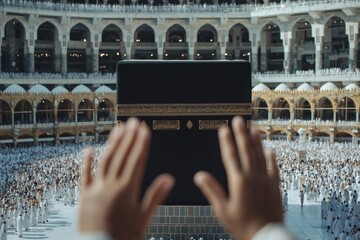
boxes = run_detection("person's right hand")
[194,116,283,240]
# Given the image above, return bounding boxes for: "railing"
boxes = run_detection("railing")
[0,72,116,85]
[253,68,360,84]
[0,0,254,14]
[164,42,189,48]
[252,119,359,128]
[97,120,114,125]
[1,0,358,16]
[0,125,12,129]
[133,42,157,48]
[195,42,219,48]
[251,0,360,17]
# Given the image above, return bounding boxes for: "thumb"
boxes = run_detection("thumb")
[140,174,174,229]
[194,171,227,219]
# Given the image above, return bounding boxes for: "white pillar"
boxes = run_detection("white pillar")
[346,22,359,69]
[187,28,196,60]
[312,24,324,73]
[281,31,292,73]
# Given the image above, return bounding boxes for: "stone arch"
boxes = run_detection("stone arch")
[99,130,111,141]
[69,23,91,42]
[68,23,91,72]
[36,99,54,124]
[134,24,155,42]
[77,99,94,122]
[3,19,26,72]
[0,134,13,146]
[35,21,58,72]
[228,23,249,43]
[260,21,283,72]
[337,97,356,121]
[99,24,124,73]
[315,97,333,121]
[37,21,58,41]
[334,132,353,143]
[0,100,12,125]
[252,97,268,120]
[14,100,33,125]
[58,99,75,122]
[294,98,311,120]
[97,98,114,121]
[292,19,315,71]
[227,23,251,60]
[324,16,349,69]
[17,134,34,145]
[197,24,217,42]
[166,24,186,43]
[272,98,290,120]
[101,24,123,42]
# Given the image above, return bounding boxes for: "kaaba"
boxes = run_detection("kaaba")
[117,60,251,206]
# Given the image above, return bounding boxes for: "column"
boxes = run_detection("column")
[312,24,324,73]
[187,28,195,60]
[157,30,165,60]
[27,46,35,73]
[266,132,271,141]
[287,132,292,142]
[33,108,36,125]
[281,31,292,73]
[124,30,133,59]
[93,47,99,73]
[93,109,97,123]
[219,29,228,60]
[268,109,272,121]
[54,107,58,124]
[311,111,315,121]
[329,132,334,144]
[26,29,36,73]
[346,22,359,69]
[75,105,78,123]
[61,46,67,74]
[290,109,294,122]
[11,109,14,126]
[349,45,358,69]
[0,39,2,73]
[356,111,359,122]
[249,29,260,72]
[220,46,226,60]
[251,45,258,73]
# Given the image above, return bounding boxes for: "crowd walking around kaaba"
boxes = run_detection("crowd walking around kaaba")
[1,138,360,239]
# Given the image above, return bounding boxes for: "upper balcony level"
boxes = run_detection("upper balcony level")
[1,0,359,19]
[253,68,360,86]
[0,68,360,88]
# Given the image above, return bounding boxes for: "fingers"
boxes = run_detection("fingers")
[194,171,227,219]
[140,174,174,228]
[218,127,241,194]
[122,122,152,197]
[108,118,140,179]
[82,148,93,188]
[99,125,125,177]
[231,116,256,173]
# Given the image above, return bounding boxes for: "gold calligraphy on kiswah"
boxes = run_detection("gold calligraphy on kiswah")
[118,103,251,116]
[152,120,180,130]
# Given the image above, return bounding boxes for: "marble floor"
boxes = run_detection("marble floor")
[5,189,332,240]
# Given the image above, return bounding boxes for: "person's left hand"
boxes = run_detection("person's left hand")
[79,118,175,240]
